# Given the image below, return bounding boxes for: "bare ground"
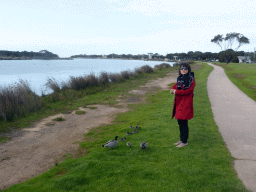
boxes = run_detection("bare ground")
[0,69,185,190]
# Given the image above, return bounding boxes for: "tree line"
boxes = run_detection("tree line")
[70,53,165,60]
[71,50,254,63]
[0,33,252,63]
[0,50,59,60]
[166,50,254,63]
[71,32,253,64]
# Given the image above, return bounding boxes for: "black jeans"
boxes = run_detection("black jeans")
[178,120,189,143]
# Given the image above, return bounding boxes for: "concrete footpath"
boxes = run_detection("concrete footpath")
[207,63,256,192]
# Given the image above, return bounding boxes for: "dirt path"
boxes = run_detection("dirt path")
[0,69,187,190]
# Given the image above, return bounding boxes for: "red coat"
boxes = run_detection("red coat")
[171,78,196,120]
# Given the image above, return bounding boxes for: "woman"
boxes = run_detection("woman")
[170,63,196,148]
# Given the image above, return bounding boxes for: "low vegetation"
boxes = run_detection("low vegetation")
[75,111,86,115]
[0,64,156,134]
[52,117,65,121]
[211,62,256,101]
[2,62,252,191]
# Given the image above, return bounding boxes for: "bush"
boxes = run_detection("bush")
[98,71,109,86]
[86,73,98,87]
[121,70,130,79]
[134,67,143,74]
[69,76,84,90]
[60,81,70,90]
[45,77,61,93]
[0,79,44,122]
[140,65,153,73]
[154,63,171,70]
[108,73,125,83]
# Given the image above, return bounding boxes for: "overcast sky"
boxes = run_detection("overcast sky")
[1,0,255,57]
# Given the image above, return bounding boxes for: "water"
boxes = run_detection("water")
[0,59,174,96]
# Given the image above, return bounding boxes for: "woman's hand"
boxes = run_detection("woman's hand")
[170,89,176,94]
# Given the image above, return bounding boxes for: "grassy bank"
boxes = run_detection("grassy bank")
[2,62,251,191]
[211,62,256,101]
[0,64,171,135]
[0,63,180,143]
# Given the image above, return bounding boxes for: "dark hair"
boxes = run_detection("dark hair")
[178,63,191,76]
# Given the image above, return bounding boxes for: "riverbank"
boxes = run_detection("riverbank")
[0,63,185,190]
[1,62,254,191]
[0,63,172,134]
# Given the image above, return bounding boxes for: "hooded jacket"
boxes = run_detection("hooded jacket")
[171,72,196,120]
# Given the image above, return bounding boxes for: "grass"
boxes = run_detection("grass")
[212,62,256,101]
[2,61,252,191]
[52,117,65,121]
[75,110,86,115]
[86,106,97,110]
[0,136,11,144]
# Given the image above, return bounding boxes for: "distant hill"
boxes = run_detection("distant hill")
[0,50,59,60]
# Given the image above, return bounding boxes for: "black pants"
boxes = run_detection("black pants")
[178,120,189,143]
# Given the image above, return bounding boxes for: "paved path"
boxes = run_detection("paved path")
[207,63,256,192]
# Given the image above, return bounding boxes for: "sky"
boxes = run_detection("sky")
[0,0,256,57]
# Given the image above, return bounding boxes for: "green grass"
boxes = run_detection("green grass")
[52,117,65,121]
[2,62,251,192]
[0,136,11,144]
[75,110,86,115]
[212,62,256,101]
[86,106,97,110]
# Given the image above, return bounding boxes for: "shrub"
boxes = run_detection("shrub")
[69,76,82,90]
[68,73,98,91]
[108,73,125,83]
[60,81,70,90]
[134,67,143,74]
[98,71,109,86]
[0,79,44,122]
[121,70,130,79]
[128,71,135,77]
[45,77,61,93]
[140,65,154,73]
[154,63,171,70]
[86,73,98,87]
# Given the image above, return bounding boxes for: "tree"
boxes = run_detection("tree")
[187,51,194,60]
[218,49,239,63]
[194,51,203,60]
[211,32,249,63]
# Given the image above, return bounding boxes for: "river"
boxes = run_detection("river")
[0,59,174,96]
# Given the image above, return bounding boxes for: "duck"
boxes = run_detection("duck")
[132,130,138,134]
[126,132,132,135]
[120,137,126,142]
[140,142,148,151]
[135,126,141,129]
[102,136,118,149]
[126,142,131,147]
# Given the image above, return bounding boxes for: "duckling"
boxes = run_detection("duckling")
[140,142,148,151]
[126,132,132,135]
[126,142,131,147]
[102,136,118,150]
[129,125,133,129]
[132,130,138,134]
[120,137,126,142]
[135,126,141,130]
